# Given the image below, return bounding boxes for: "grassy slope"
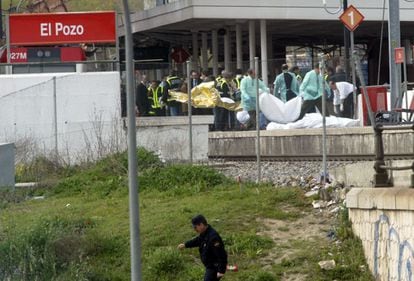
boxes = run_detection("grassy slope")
[1,151,374,281]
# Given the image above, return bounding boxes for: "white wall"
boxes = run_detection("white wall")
[0,72,125,164]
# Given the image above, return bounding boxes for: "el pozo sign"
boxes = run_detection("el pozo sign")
[9,11,116,46]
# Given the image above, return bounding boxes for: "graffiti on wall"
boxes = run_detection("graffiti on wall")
[374,214,414,281]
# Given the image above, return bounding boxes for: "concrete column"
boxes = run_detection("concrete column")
[224,28,231,71]
[192,31,199,70]
[249,20,256,70]
[212,30,218,76]
[201,32,208,71]
[260,19,268,86]
[268,35,274,82]
[236,23,243,70]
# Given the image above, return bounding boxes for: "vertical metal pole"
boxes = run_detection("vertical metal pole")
[343,0,350,81]
[350,32,358,119]
[6,15,11,74]
[403,48,408,119]
[187,60,193,164]
[354,51,376,130]
[388,0,402,108]
[121,1,142,280]
[115,13,120,72]
[254,57,261,183]
[320,55,327,185]
[53,77,58,160]
[0,0,3,39]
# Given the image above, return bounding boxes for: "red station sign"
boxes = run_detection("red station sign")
[9,11,116,46]
[394,47,405,64]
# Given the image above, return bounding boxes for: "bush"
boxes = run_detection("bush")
[139,164,230,193]
[52,148,162,196]
[146,247,185,280]
[0,216,95,280]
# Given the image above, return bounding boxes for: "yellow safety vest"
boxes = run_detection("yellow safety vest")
[148,86,163,109]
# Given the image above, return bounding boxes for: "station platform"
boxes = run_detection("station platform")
[208,127,414,161]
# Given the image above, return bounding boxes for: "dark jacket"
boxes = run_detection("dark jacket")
[162,76,182,106]
[217,80,231,98]
[185,225,228,274]
[136,82,151,116]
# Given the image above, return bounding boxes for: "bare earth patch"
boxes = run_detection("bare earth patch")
[257,209,335,281]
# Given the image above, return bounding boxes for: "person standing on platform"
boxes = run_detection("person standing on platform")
[297,65,330,120]
[135,73,151,117]
[240,69,267,130]
[329,79,355,118]
[162,71,183,116]
[147,80,165,116]
[214,71,236,131]
[273,64,299,102]
[290,65,303,85]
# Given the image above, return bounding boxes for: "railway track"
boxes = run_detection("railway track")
[209,153,414,162]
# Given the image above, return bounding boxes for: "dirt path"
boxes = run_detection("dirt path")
[257,209,336,281]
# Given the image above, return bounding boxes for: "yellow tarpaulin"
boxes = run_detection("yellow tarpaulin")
[169,81,242,112]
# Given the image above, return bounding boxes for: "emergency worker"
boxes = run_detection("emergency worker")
[214,71,235,131]
[297,64,330,120]
[147,80,165,116]
[240,68,267,130]
[135,73,151,116]
[290,66,303,85]
[178,215,227,281]
[329,79,355,118]
[162,71,183,116]
[273,64,299,102]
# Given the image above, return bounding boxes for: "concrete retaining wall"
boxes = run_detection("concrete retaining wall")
[346,188,414,281]
[209,127,414,158]
[330,160,413,188]
[136,116,213,162]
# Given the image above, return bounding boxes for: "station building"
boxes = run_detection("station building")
[122,0,414,86]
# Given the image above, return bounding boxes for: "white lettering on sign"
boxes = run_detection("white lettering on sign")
[10,52,27,60]
[39,22,85,37]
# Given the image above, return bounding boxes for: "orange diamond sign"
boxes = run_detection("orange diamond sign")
[339,5,365,32]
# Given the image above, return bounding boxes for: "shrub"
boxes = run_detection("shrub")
[146,247,185,280]
[139,164,230,193]
[0,216,95,280]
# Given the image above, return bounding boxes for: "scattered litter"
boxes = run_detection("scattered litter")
[330,207,340,213]
[318,260,336,270]
[312,200,328,209]
[305,190,319,197]
[32,196,45,200]
[327,200,336,207]
[65,203,71,207]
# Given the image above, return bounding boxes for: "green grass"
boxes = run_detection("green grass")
[0,149,374,281]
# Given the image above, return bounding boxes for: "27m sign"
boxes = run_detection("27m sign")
[9,11,116,46]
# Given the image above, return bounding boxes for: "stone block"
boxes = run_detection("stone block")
[376,189,397,210]
[395,188,414,211]
[346,188,363,208]
[0,143,15,188]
